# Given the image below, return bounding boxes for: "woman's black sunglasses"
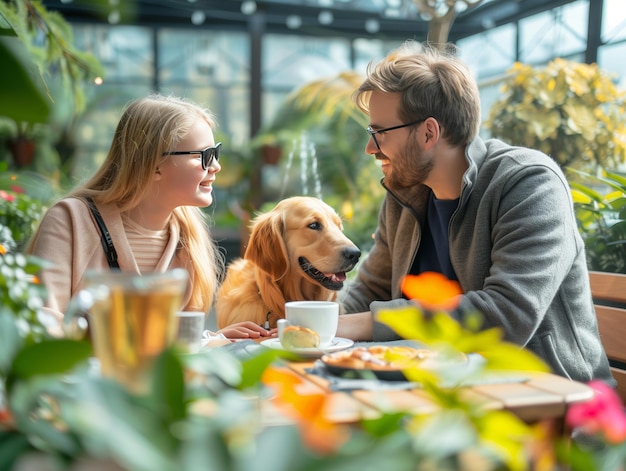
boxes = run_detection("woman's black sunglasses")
[162,142,221,170]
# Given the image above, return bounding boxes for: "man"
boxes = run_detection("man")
[337,40,614,385]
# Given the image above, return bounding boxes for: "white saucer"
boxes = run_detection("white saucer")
[260,337,354,358]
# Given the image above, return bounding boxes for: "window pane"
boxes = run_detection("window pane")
[603,0,626,43]
[158,30,249,88]
[262,35,351,125]
[599,42,626,89]
[163,84,250,148]
[158,29,250,147]
[353,38,397,72]
[72,85,153,181]
[458,24,516,81]
[73,25,153,81]
[520,0,588,64]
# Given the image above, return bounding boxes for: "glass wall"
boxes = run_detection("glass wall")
[518,0,588,64]
[158,29,251,147]
[65,0,623,194]
[455,0,626,138]
[598,0,626,88]
[71,25,154,179]
[262,35,352,126]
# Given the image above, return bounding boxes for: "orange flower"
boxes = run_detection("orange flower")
[0,244,6,256]
[0,407,13,426]
[401,272,462,311]
[262,366,349,454]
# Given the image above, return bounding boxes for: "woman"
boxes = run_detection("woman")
[27,94,272,340]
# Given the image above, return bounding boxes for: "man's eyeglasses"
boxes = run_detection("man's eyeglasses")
[162,142,222,170]
[366,119,425,150]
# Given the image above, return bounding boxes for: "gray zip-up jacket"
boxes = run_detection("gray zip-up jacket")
[341,137,614,384]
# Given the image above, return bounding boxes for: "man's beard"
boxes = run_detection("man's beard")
[384,144,434,189]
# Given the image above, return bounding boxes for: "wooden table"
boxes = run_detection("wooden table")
[259,358,595,427]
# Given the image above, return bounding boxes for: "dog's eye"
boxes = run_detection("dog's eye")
[308,221,322,231]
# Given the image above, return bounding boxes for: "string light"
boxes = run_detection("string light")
[286,15,302,29]
[318,10,333,25]
[241,0,257,15]
[365,18,380,33]
[107,10,120,24]
[191,10,206,25]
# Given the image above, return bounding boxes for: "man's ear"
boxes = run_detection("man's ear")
[423,117,440,147]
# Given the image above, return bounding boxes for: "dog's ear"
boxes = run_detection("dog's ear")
[243,210,289,280]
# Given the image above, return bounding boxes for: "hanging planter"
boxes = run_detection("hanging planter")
[261,144,281,165]
[6,136,36,167]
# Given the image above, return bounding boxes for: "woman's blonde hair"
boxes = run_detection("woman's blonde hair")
[354,41,481,147]
[71,94,223,312]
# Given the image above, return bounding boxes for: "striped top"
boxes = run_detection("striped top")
[122,215,169,273]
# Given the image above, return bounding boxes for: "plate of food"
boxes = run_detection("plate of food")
[320,345,467,381]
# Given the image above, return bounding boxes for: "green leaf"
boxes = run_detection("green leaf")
[0,431,33,470]
[238,349,285,390]
[0,36,51,123]
[9,339,91,382]
[149,349,186,423]
[478,342,550,372]
[360,412,409,437]
[0,309,22,372]
[474,409,532,471]
[569,181,605,203]
[605,170,626,188]
[61,378,178,471]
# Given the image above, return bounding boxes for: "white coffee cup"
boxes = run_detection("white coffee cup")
[175,311,205,353]
[284,301,339,346]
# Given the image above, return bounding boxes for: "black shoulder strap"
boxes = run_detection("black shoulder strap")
[85,197,120,269]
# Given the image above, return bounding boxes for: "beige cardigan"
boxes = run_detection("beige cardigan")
[28,197,193,323]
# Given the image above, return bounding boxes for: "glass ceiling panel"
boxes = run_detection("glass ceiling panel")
[599,42,626,89]
[159,29,249,87]
[262,34,351,89]
[602,0,626,43]
[73,25,153,81]
[458,23,516,80]
[519,0,588,64]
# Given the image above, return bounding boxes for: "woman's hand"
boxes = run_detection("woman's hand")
[218,321,277,339]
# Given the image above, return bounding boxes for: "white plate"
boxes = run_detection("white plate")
[260,337,354,358]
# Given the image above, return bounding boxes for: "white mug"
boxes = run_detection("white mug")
[175,311,206,353]
[284,301,339,346]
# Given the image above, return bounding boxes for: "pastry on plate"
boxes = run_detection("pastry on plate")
[280,325,320,349]
[322,345,459,371]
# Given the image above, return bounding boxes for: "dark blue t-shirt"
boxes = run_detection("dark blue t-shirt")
[410,192,459,281]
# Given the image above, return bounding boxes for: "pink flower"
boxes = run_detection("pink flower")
[0,190,15,202]
[566,380,626,444]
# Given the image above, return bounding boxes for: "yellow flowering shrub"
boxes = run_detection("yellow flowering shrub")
[486,59,626,169]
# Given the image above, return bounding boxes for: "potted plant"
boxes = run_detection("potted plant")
[569,168,626,274]
[0,0,104,170]
[486,59,626,170]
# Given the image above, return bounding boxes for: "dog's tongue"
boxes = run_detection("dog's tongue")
[327,272,347,283]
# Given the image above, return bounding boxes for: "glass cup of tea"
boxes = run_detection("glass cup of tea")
[64,269,189,393]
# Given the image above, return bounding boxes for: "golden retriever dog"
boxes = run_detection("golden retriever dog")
[215,196,361,329]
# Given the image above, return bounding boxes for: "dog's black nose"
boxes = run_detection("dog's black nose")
[343,246,361,264]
